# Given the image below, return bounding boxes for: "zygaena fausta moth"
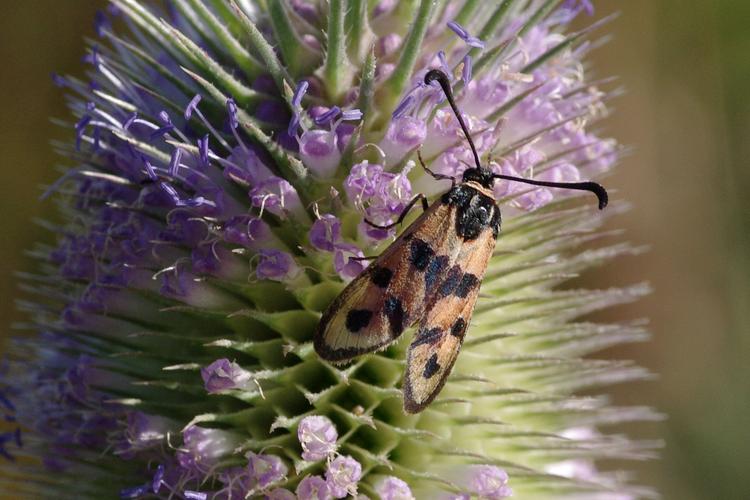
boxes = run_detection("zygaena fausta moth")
[314,69,608,413]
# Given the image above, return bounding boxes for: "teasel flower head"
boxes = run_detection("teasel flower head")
[1,0,661,498]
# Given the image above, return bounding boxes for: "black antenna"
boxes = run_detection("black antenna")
[424,69,608,210]
[492,174,608,209]
[424,69,482,171]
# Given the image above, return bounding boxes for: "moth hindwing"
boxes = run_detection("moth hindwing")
[314,181,501,413]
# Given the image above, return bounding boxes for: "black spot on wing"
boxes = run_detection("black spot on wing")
[425,255,449,292]
[451,318,467,338]
[456,273,479,298]
[370,266,393,288]
[384,295,405,336]
[345,309,372,333]
[411,327,442,348]
[438,265,462,298]
[423,353,441,379]
[409,239,434,271]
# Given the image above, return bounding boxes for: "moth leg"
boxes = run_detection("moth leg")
[364,193,428,230]
[417,149,456,188]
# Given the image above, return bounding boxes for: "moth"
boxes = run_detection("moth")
[314,69,608,413]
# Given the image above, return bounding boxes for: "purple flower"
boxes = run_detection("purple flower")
[225,146,274,187]
[447,20,485,49]
[465,465,512,499]
[223,215,272,248]
[249,176,301,218]
[266,488,296,500]
[298,415,338,461]
[201,359,251,393]
[119,483,150,499]
[343,161,413,239]
[375,476,415,500]
[121,411,171,454]
[325,455,362,498]
[246,451,288,488]
[309,214,342,252]
[380,116,427,165]
[256,249,299,282]
[176,426,241,474]
[377,34,402,57]
[299,129,341,177]
[334,243,367,281]
[216,466,254,498]
[183,491,208,500]
[296,475,331,500]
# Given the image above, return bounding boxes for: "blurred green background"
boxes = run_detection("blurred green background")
[1,1,748,498]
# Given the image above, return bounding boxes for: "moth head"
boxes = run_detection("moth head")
[461,167,496,189]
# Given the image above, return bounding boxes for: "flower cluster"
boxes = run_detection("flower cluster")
[0,1,658,499]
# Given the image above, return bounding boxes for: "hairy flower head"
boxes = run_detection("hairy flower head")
[0,1,660,498]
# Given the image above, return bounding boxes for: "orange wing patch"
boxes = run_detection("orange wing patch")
[403,226,496,413]
[314,201,463,363]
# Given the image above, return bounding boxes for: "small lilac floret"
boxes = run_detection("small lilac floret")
[266,488,296,500]
[447,20,468,38]
[75,115,92,151]
[447,20,485,49]
[437,50,450,74]
[299,129,341,178]
[298,415,338,461]
[256,249,299,282]
[462,54,473,83]
[197,134,210,166]
[375,476,415,500]
[185,94,202,120]
[168,148,182,176]
[292,80,309,108]
[94,10,108,37]
[296,475,331,500]
[341,108,363,121]
[217,466,254,498]
[309,214,342,252]
[124,411,171,452]
[392,94,415,119]
[227,98,239,129]
[152,463,165,493]
[119,484,150,499]
[325,455,362,498]
[51,72,67,87]
[183,491,208,500]
[158,110,171,125]
[249,176,300,217]
[124,112,138,130]
[314,106,342,126]
[201,359,250,393]
[223,216,271,248]
[381,116,427,163]
[247,451,288,488]
[83,45,100,66]
[377,33,402,57]
[288,112,302,137]
[177,426,240,474]
[466,465,512,499]
[334,243,367,281]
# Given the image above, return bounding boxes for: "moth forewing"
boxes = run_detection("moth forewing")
[313,199,466,363]
[403,224,497,413]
